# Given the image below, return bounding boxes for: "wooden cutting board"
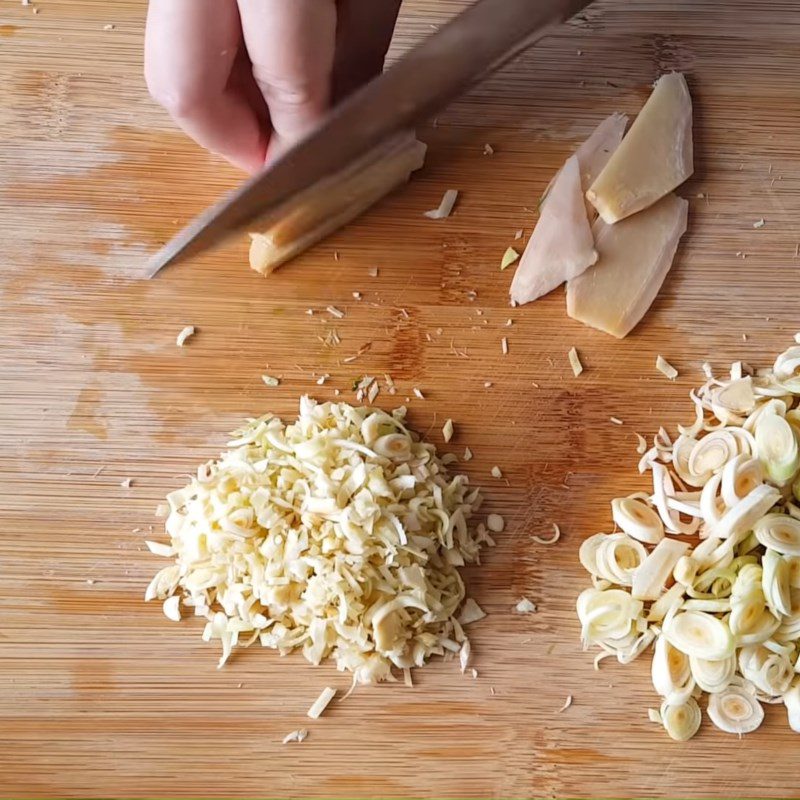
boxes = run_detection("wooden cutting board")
[3,1,800,797]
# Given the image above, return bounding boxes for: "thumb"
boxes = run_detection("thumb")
[237,0,337,161]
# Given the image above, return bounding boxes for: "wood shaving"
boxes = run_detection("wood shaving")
[532,523,561,546]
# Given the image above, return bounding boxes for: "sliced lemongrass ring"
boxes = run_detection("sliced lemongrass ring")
[707,684,764,734]
[660,697,701,741]
[611,497,664,544]
[755,513,800,556]
[689,652,736,693]
[663,610,735,661]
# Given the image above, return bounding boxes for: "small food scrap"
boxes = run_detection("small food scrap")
[486,513,505,533]
[307,687,336,719]
[413,388,425,400]
[442,418,454,443]
[120,478,133,489]
[457,598,486,625]
[515,597,537,614]
[369,267,379,278]
[424,189,458,219]
[557,695,574,713]
[567,194,688,338]
[459,639,471,673]
[176,325,196,347]
[483,143,494,155]
[753,218,765,229]
[316,374,329,385]
[463,446,473,461]
[352,291,362,300]
[501,247,519,271]
[635,432,648,454]
[532,523,561,546]
[162,596,181,622]
[261,374,280,387]
[655,355,678,380]
[514,229,524,240]
[587,73,693,223]
[326,305,345,319]
[568,347,583,377]
[282,729,308,744]
[501,337,509,355]
[490,466,503,479]
[471,668,479,679]
[610,417,624,426]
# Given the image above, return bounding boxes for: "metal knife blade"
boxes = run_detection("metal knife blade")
[146,0,593,278]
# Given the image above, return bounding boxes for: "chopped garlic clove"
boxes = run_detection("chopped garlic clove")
[587,73,693,223]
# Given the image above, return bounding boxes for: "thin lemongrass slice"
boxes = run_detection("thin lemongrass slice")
[762,549,792,617]
[595,534,648,586]
[754,513,800,556]
[682,598,731,613]
[773,345,800,392]
[660,697,702,741]
[577,587,642,647]
[663,609,735,661]
[711,484,781,541]
[787,556,800,588]
[672,434,710,487]
[651,463,699,535]
[647,582,686,623]
[700,472,725,529]
[632,538,689,601]
[738,645,793,697]
[651,635,694,703]
[578,533,608,577]
[707,683,764,734]
[424,189,458,219]
[784,681,800,733]
[755,413,800,485]
[611,497,664,544]
[721,455,762,509]
[689,431,739,477]
[690,652,737,693]
[710,377,756,421]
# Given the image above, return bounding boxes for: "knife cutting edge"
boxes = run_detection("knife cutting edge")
[146,0,593,279]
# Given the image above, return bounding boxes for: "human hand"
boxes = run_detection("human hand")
[145,0,402,173]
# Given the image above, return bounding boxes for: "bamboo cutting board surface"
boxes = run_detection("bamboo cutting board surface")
[3,1,800,797]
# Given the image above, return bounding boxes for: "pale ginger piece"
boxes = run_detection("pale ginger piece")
[566,193,688,338]
[510,114,627,306]
[249,135,426,275]
[510,155,597,305]
[587,73,693,224]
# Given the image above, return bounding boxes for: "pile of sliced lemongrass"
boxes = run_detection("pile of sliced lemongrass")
[577,345,800,740]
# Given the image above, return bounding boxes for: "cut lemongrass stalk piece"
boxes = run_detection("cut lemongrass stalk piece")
[425,189,458,219]
[632,538,689,600]
[656,355,678,380]
[568,347,583,377]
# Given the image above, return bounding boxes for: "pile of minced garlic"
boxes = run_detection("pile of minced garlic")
[145,397,492,685]
[578,344,800,740]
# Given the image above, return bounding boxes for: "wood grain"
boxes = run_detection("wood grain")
[2,1,800,797]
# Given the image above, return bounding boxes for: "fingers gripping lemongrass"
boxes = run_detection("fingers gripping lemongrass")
[576,341,800,740]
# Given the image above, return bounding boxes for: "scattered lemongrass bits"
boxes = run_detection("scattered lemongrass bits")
[577,341,800,740]
[144,397,493,684]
